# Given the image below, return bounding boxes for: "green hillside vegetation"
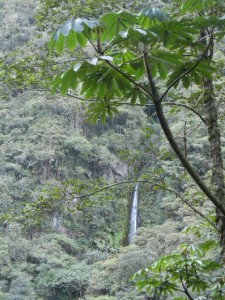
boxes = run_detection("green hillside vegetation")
[0,0,225,299]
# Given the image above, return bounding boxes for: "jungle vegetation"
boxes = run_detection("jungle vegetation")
[0,0,225,299]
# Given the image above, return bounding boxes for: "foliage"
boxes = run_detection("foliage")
[8,273,36,300]
[1,0,225,299]
[35,260,92,298]
[36,0,140,28]
[49,5,225,126]
[133,242,225,299]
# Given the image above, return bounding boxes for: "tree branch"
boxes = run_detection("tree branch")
[71,179,217,229]
[83,32,99,53]
[141,42,225,215]
[163,102,206,124]
[142,50,159,100]
[180,275,194,300]
[153,101,225,215]
[63,92,205,123]
[73,180,151,199]
[165,187,217,231]
[104,60,153,99]
[160,34,213,102]
[65,93,205,123]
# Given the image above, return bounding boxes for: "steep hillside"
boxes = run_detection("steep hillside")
[0,0,222,299]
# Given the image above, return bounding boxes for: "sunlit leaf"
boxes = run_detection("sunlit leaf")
[99,55,113,61]
[60,20,72,36]
[83,18,100,29]
[72,18,84,32]
[77,32,87,47]
[140,7,167,22]
[86,57,98,65]
[73,62,82,72]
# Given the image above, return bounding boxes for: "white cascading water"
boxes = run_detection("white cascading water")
[53,212,60,229]
[128,183,139,244]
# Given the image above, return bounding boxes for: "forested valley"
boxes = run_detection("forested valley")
[1,0,225,299]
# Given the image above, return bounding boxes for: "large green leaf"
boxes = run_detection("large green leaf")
[150,61,157,78]
[60,20,72,36]
[156,52,182,65]
[166,64,190,88]
[49,18,100,53]
[66,30,77,50]
[181,0,215,13]
[101,11,137,40]
[195,62,214,79]
[139,7,167,29]
[51,73,62,95]
[96,82,107,100]
[60,69,78,95]
[55,33,65,54]
[140,7,167,22]
[182,75,190,89]
[72,18,84,32]
[181,0,204,13]
[76,32,87,47]
[114,72,131,93]
[157,61,167,79]
[130,60,145,80]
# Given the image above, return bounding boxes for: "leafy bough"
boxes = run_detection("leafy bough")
[48,0,225,266]
[132,242,225,299]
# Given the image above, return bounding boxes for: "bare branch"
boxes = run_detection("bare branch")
[71,179,217,230]
[152,97,225,215]
[73,180,152,199]
[165,187,217,231]
[163,102,206,124]
[64,92,206,123]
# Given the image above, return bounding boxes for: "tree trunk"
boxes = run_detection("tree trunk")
[201,30,225,260]
[143,37,225,259]
[203,76,225,259]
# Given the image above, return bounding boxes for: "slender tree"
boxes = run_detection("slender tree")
[49,0,225,259]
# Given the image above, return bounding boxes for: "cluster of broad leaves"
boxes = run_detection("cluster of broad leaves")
[132,241,225,299]
[37,0,138,27]
[49,0,225,123]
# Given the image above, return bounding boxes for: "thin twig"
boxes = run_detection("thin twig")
[73,180,151,199]
[165,187,217,231]
[164,103,206,124]
[71,179,217,230]
[63,92,206,123]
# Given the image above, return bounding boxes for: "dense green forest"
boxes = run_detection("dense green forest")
[1,0,225,299]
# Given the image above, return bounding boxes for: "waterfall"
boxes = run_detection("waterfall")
[128,183,139,244]
[53,212,60,229]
